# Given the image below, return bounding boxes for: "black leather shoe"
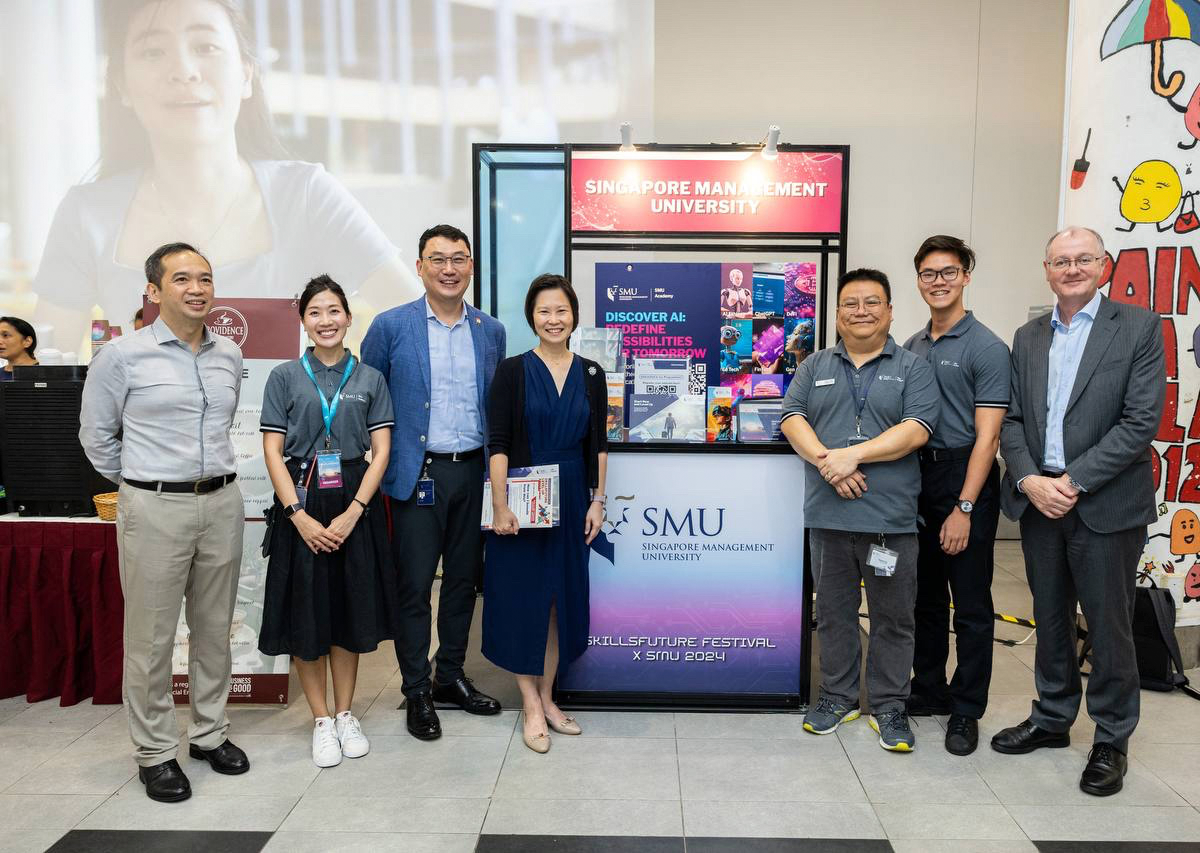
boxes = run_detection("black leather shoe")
[188,739,250,775]
[1080,742,1128,796]
[906,692,952,717]
[945,713,979,756]
[405,691,442,740]
[138,759,191,803]
[990,719,1071,754]
[432,675,502,716]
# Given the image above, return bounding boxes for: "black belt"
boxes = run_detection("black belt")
[425,447,483,462]
[919,445,974,463]
[124,473,237,495]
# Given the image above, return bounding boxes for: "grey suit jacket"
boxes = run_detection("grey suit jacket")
[999,295,1165,534]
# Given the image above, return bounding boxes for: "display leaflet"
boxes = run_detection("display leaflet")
[481,465,561,529]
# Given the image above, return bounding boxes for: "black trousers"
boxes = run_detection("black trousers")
[1020,508,1142,752]
[912,457,1000,718]
[390,455,485,697]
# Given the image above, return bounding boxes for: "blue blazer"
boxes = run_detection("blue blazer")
[361,296,506,500]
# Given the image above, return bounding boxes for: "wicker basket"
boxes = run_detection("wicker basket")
[93,492,118,521]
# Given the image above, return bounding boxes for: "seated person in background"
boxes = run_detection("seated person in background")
[0,316,38,380]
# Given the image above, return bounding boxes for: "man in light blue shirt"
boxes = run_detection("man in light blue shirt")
[362,225,507,741]
[1042,288,1102,475]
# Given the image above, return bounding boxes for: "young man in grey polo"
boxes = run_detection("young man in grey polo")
[903,235,1010,756]
[781,268,939,752]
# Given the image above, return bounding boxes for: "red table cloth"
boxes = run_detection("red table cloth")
[0,521,123,705]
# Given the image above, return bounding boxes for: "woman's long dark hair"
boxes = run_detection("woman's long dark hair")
[95,0,287,179]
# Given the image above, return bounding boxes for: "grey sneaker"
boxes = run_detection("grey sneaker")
[869,710,915,752]
[803,696,860,735]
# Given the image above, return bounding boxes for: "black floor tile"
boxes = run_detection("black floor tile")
[1035,843,1200,852]
[47,830,273,853]
[688,840,893,853]
[475,836,684,853]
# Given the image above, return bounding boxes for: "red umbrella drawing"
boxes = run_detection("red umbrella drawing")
[1102,0,1200,98]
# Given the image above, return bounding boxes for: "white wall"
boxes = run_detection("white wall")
[652,0,1069,346]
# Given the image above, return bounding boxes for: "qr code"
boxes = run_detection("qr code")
[688,364,706,395]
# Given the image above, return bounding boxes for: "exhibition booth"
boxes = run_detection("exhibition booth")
[473,142,851,708]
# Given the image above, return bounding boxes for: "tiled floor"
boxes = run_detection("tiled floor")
[4,542,1200,853]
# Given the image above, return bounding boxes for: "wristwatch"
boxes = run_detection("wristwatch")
[283,502,304,518]
[957,499,974,514]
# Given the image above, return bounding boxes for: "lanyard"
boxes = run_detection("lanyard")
[301,352,356,450]
[841,358,880,436]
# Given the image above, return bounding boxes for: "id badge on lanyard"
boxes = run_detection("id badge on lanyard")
[416,459,435,506]
[843,360,878,448]
[301,353,356,490]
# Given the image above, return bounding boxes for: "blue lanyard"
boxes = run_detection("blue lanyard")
[841,358,879,435]
[301,352,356,450]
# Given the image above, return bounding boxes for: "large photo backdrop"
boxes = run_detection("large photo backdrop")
[1064,1,1200,625]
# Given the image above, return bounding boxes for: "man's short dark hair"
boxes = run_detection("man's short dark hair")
[144,242,209,287]
[913,235,976,273]
[837,268,891,303]
[524,273,579,332]
[418,225,472,258]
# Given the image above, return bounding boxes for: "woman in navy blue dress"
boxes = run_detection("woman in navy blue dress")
[485,275,608,753]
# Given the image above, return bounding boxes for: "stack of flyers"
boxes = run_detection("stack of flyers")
[605,372,625,441]
[633,357,689,397]
[570,327,624,373]
[481,465,560,529]
[738,399,785,442]
[706,387,737,442]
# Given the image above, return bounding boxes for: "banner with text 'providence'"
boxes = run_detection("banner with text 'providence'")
[560,452,806,696]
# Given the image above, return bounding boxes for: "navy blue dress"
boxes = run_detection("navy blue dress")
[482,352,590,676]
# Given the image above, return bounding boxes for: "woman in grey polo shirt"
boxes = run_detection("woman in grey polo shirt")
[258,276,400,768]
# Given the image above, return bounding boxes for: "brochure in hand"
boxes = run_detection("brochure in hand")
[481,464,560,530]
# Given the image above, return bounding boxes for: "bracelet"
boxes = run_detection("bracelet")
[352,497,369,512]
[591,497,605,505]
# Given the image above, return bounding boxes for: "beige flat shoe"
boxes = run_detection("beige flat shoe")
[546,714,582,735]
[523,729,551,753]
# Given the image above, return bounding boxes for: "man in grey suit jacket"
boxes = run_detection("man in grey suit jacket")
[994,226,1165,796]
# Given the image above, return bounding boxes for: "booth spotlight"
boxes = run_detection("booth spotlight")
[619,121,634,151]
[761,125,781,160]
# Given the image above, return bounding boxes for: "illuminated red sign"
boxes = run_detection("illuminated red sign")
[570,150,845,234]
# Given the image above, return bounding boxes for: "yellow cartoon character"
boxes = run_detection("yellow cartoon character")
[1171,508,1200,562]
[1113,160,1183,232]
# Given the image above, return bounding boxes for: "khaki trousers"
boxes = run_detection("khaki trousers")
[116,481,244,767]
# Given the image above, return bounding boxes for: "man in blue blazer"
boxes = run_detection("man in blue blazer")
[362,224,506,740]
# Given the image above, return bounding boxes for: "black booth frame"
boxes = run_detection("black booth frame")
[472,142,851,711]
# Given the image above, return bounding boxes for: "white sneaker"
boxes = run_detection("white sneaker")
[335,711,370,758]
[312,717,342,767]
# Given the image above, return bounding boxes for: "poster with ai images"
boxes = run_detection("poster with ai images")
[595,261,817,423]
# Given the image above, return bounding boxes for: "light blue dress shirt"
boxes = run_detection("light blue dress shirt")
[1043,289,1102,471]
[425,298,483,452]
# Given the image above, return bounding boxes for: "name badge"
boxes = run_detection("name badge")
[416,478,435,506]
[316,450,343,489]
[815,378,836,387]
[868,544,899,577]
[846,435,871,447]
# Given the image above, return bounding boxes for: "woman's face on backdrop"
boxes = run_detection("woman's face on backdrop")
[302,290,351,350]
[0,323,33,362]
[121,0,252,150]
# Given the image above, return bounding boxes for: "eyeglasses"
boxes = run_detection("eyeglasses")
[918,266,963,284]
[838,297,885,311]
[1047,255,1101,271]
[422,254,471,269]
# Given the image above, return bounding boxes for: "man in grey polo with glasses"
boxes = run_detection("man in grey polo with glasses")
[781,268,940,753]
[81,242,249,804]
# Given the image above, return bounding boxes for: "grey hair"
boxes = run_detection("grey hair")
[1045,226,1105,259]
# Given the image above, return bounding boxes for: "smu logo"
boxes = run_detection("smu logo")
[605,286,645,302]
[604,495,727,538]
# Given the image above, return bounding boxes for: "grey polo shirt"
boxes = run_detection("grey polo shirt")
[260,349,394,459]
[780,336,940,533]
[902,311,1010,449]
